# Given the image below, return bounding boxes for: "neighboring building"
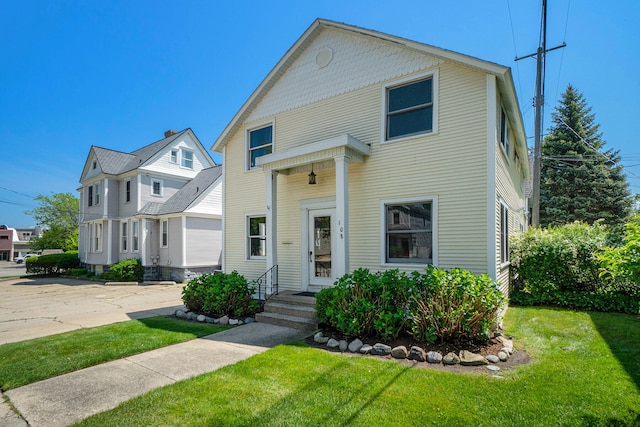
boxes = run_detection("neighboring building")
[0,226,41,261]
[211,19,529,295]
[0,226,18,261]
[78,129,223,282]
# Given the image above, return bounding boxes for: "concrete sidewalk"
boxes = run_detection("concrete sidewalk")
[3,322,310,427]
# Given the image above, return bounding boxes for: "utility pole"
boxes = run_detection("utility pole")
[516,0,565,226]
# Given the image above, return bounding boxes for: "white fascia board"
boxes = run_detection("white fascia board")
[256,134,369,167]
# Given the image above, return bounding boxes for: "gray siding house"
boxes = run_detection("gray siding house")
[78,129,222,281]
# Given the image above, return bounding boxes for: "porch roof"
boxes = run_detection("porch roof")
[255,134,370,175]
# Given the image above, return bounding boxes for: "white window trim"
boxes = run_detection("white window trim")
[125,179,131,203]
[499,107,511,162]
[500,200,510,267]
[160,219,169,248]
[151,179,163,197]
[92,222,103,253]
[245,120,275,171]
[380,69,439,145]
[380,195,438,267]
[245,213,267,260]
[121,221,128,253]
[92,182,101,206]
[180,148,194,169]
[170,149,178,164]
[132,220,139,252]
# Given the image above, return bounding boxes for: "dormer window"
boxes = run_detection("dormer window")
[248,125,273,169]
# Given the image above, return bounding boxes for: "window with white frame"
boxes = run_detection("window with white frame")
[121,221,128,252]
[181,149,193,169]
[87,185,93,207]
[94,182,101,206]
[500,108,511,158]
[94,222,103,252]
[384,200,433,264]
[152,179,162,196]
[161,219,168,247]
[247,216,266,259]
[170,149,178,164]
[248,125,272,169]
[500,202,509,264]
[132,220,139,252]
[125,179,131,203]
[386,77,434,141]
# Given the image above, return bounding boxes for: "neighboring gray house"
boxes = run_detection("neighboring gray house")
[78,129,222,281]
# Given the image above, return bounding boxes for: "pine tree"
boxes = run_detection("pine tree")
[540,85,630,227]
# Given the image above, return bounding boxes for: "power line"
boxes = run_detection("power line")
[0,186,35,199]
[0,198,36,208]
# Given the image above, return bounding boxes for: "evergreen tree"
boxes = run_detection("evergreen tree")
[540,85,631,226]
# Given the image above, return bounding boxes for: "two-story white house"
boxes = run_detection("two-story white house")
[79,129,222,282]
[211,19,529,296]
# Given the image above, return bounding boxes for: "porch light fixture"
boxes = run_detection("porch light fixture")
[308,164,316,185]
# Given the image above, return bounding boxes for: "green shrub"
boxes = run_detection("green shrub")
[317,267,504,343]
[599,215,640,286]
[25,252,80,274]
[182,271,259,318]
[510,289,640,315]
[101,259,144,282]
[317,268,411,340]
[409,267,505,343]
[510,222,610,294]
[65,268,90,277]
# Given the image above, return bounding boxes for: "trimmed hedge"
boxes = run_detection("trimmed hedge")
[25,252,80,275]
[182,271,259,318]
[101,259,144,282]
[510,289,640,315]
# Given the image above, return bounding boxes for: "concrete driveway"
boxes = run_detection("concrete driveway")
[0,276,185,345]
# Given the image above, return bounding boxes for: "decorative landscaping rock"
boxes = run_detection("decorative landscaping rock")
[327,338,340,349]
[314,332,329,344]
[391,345,408,359]
[187,312,198,320]
[459,350,488,366]
[218,315,229,325]
[370,343,392,356]
[244,317,256,324]
[486,365,501,372]
[348,338,363,353]
[408,346,427,362]
[339,340,348,352]
[443,352,460,365]
[498,351,509,362]
[360,344,373,354]
[175,309,187,318]
[205,316,215,324]
[486,354,500,364]
[229,319,239,325]
[426,351,443,364]
[197,314,206,322]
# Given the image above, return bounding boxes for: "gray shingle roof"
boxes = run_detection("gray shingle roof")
[139,166,222,216]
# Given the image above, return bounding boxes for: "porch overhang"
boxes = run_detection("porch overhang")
[255,134,370,174]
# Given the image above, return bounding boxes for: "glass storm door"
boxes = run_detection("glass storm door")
[308,209,334,286]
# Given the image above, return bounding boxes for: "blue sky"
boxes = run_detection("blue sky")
[2,0,639,227]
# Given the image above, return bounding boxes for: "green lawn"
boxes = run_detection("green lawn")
[75,307,640,426]
[0,316,229,390]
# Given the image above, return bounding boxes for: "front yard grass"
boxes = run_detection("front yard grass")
[76,307,640,426]
[0,316,229,390]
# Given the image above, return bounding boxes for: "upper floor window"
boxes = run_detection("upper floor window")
[92,161,97,169]
[181,149,193,169]
[125,180,131,203]
[94,182,101,206]
[152,179,163,197]
[386,77,433,141]
[170,150,178,164]
[87,185,93,207]
[500,108,511,158]
[87,182,100,207]
[248,125,272,169]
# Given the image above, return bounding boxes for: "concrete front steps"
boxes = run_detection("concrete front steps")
[255,291,317,331]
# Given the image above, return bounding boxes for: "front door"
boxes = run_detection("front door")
[308,208,335,287]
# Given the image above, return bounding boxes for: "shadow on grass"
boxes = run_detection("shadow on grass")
[575,409,640,426]
[588,311,640,391]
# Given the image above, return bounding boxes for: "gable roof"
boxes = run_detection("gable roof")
[211,19,526,156]
[81,129,210,182]
[138,166,222,216]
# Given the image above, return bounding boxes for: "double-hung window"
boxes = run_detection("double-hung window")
[384,200,434,264]
[152,179,163,196]
[87,185,94,207]
[161,220,168,247]
[500,108,511,157]
[170,150,178,164]
[247,216,266,259]
[93,222,103,252]
[181,149,193,169]
[94,182,101,206]
[248,125,272,169]
[386,77,433,140]
[121,221,128,252]
[132,220,139,252]
[500,202,509,264]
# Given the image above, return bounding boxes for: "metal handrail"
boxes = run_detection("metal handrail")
[254,264,278,304]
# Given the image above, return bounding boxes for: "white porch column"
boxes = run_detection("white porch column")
[334,155,349,277]
[265,170,278,275]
